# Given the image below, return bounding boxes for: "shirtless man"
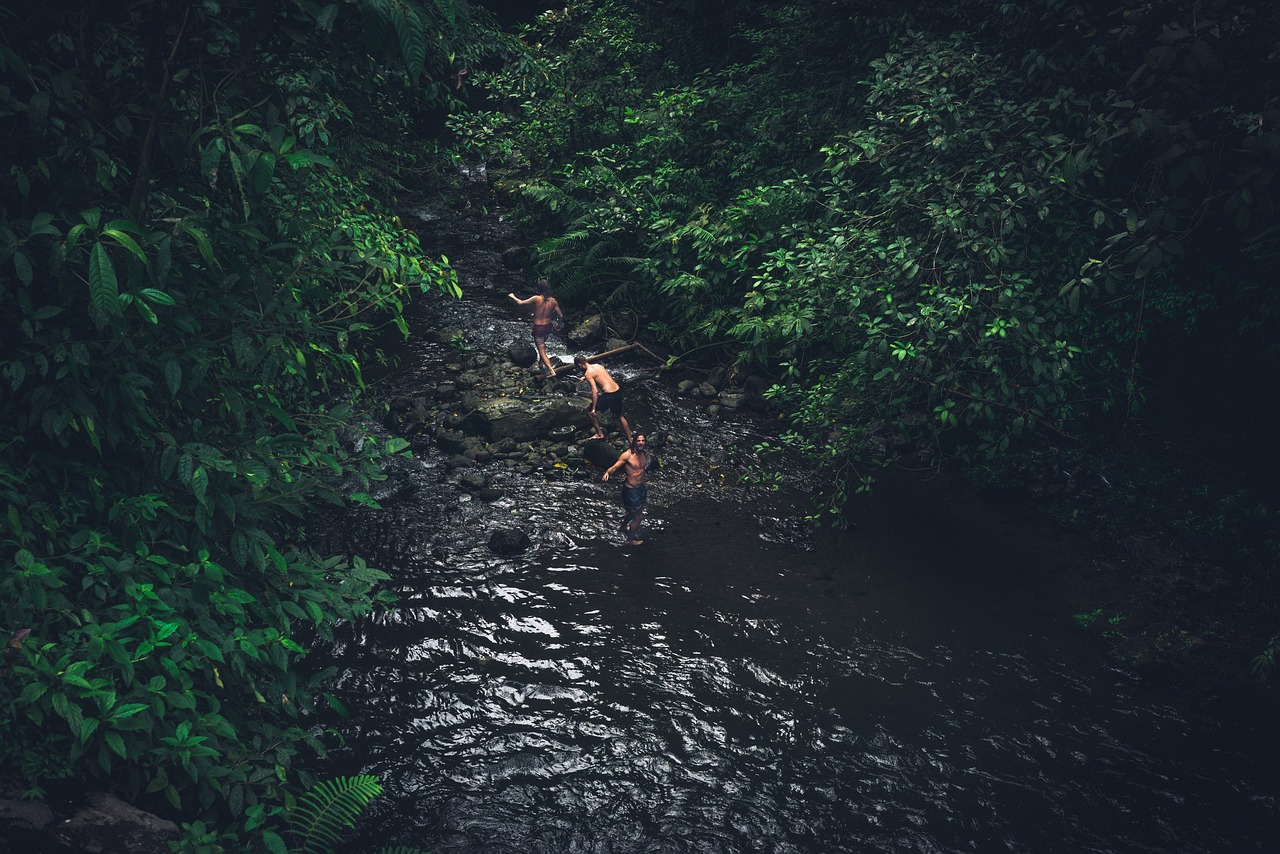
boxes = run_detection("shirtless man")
[602,434,649,544]
[574,354,632,442]
[508,278,564,377]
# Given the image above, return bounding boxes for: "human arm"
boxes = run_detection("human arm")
[602,450,629,481]
[508,293,533,305]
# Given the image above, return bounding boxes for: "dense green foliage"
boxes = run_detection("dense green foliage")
[0,0,500,846]
[455,0,1280,515]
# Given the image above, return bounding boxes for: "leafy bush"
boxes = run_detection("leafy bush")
[0,0,494,843]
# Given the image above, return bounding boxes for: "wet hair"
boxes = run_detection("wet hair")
[630,434,646,451]
[535,277,552,295]
[574,354,588,367]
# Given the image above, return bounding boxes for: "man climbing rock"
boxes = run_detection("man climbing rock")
[575,354,632,441]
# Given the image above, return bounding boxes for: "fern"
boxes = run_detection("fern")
[287,775,384,854]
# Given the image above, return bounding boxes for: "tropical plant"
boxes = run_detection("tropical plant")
[0,0,501,845]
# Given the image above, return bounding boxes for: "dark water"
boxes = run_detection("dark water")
[322,186,1280,853]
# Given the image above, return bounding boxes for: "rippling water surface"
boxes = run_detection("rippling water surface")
[321,196,1279,853]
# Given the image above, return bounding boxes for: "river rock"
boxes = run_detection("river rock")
[742,374,771,412]
[677,379,697,395]
[59,792,180,854]
[611,308,640,339]
[488,528,531,555]
[435,427,467,454]
[708,366,729,390]
[506,340,533,364]
[718,392,746,410]
[583,439,621,468]
[460,396,584,442]
[696,383,717,399]
[568,314,605,345]
[0,779,54,834]
[458,469,487,491]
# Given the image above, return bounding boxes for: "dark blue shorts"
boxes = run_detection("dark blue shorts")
[622,484,647,514]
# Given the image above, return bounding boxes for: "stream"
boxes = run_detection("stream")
[320,174,1280,853]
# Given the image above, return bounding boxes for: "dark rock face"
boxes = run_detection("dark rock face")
[488,528,531,555]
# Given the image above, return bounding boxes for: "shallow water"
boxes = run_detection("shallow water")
[320,195,1280,853]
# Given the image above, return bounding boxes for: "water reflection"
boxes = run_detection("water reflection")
[329,478,1279,853]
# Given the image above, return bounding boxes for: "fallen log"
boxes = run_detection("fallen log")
[548,342,641,376]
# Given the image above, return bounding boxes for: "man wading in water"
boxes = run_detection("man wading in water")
[603,434,650,544]
[507,278,564,378]
[575,354,632,442]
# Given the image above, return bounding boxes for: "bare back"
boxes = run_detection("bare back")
[584,361,620,394]
[531,295,560,325]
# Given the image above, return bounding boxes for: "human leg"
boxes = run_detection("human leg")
[586,407,604,439]
[534,336,554,375]
[621,485,647,543]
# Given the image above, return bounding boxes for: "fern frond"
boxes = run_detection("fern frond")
[287,775,384,854]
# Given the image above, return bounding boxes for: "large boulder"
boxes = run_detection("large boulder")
[583,439,622,469]
[60,792,180,854]
[568,314,605,345]
[460,395,584,442]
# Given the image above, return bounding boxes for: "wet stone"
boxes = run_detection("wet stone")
[677,380,698,395]
[487,528,530,555]
[456,371,482,389]
[458,470,487,492]
[434,382,457,398]
[718,392,746,410]
[696,383,718,398]
[506,340,532,364]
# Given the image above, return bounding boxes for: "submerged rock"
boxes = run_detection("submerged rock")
[488,528,530,555]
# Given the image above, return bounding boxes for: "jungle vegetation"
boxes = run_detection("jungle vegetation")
[3,0,1280,848]
[458,0,1280,505]
[454,0,1280,668]
[0,0,504,849]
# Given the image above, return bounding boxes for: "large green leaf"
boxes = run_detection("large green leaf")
[88,243,120,322]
